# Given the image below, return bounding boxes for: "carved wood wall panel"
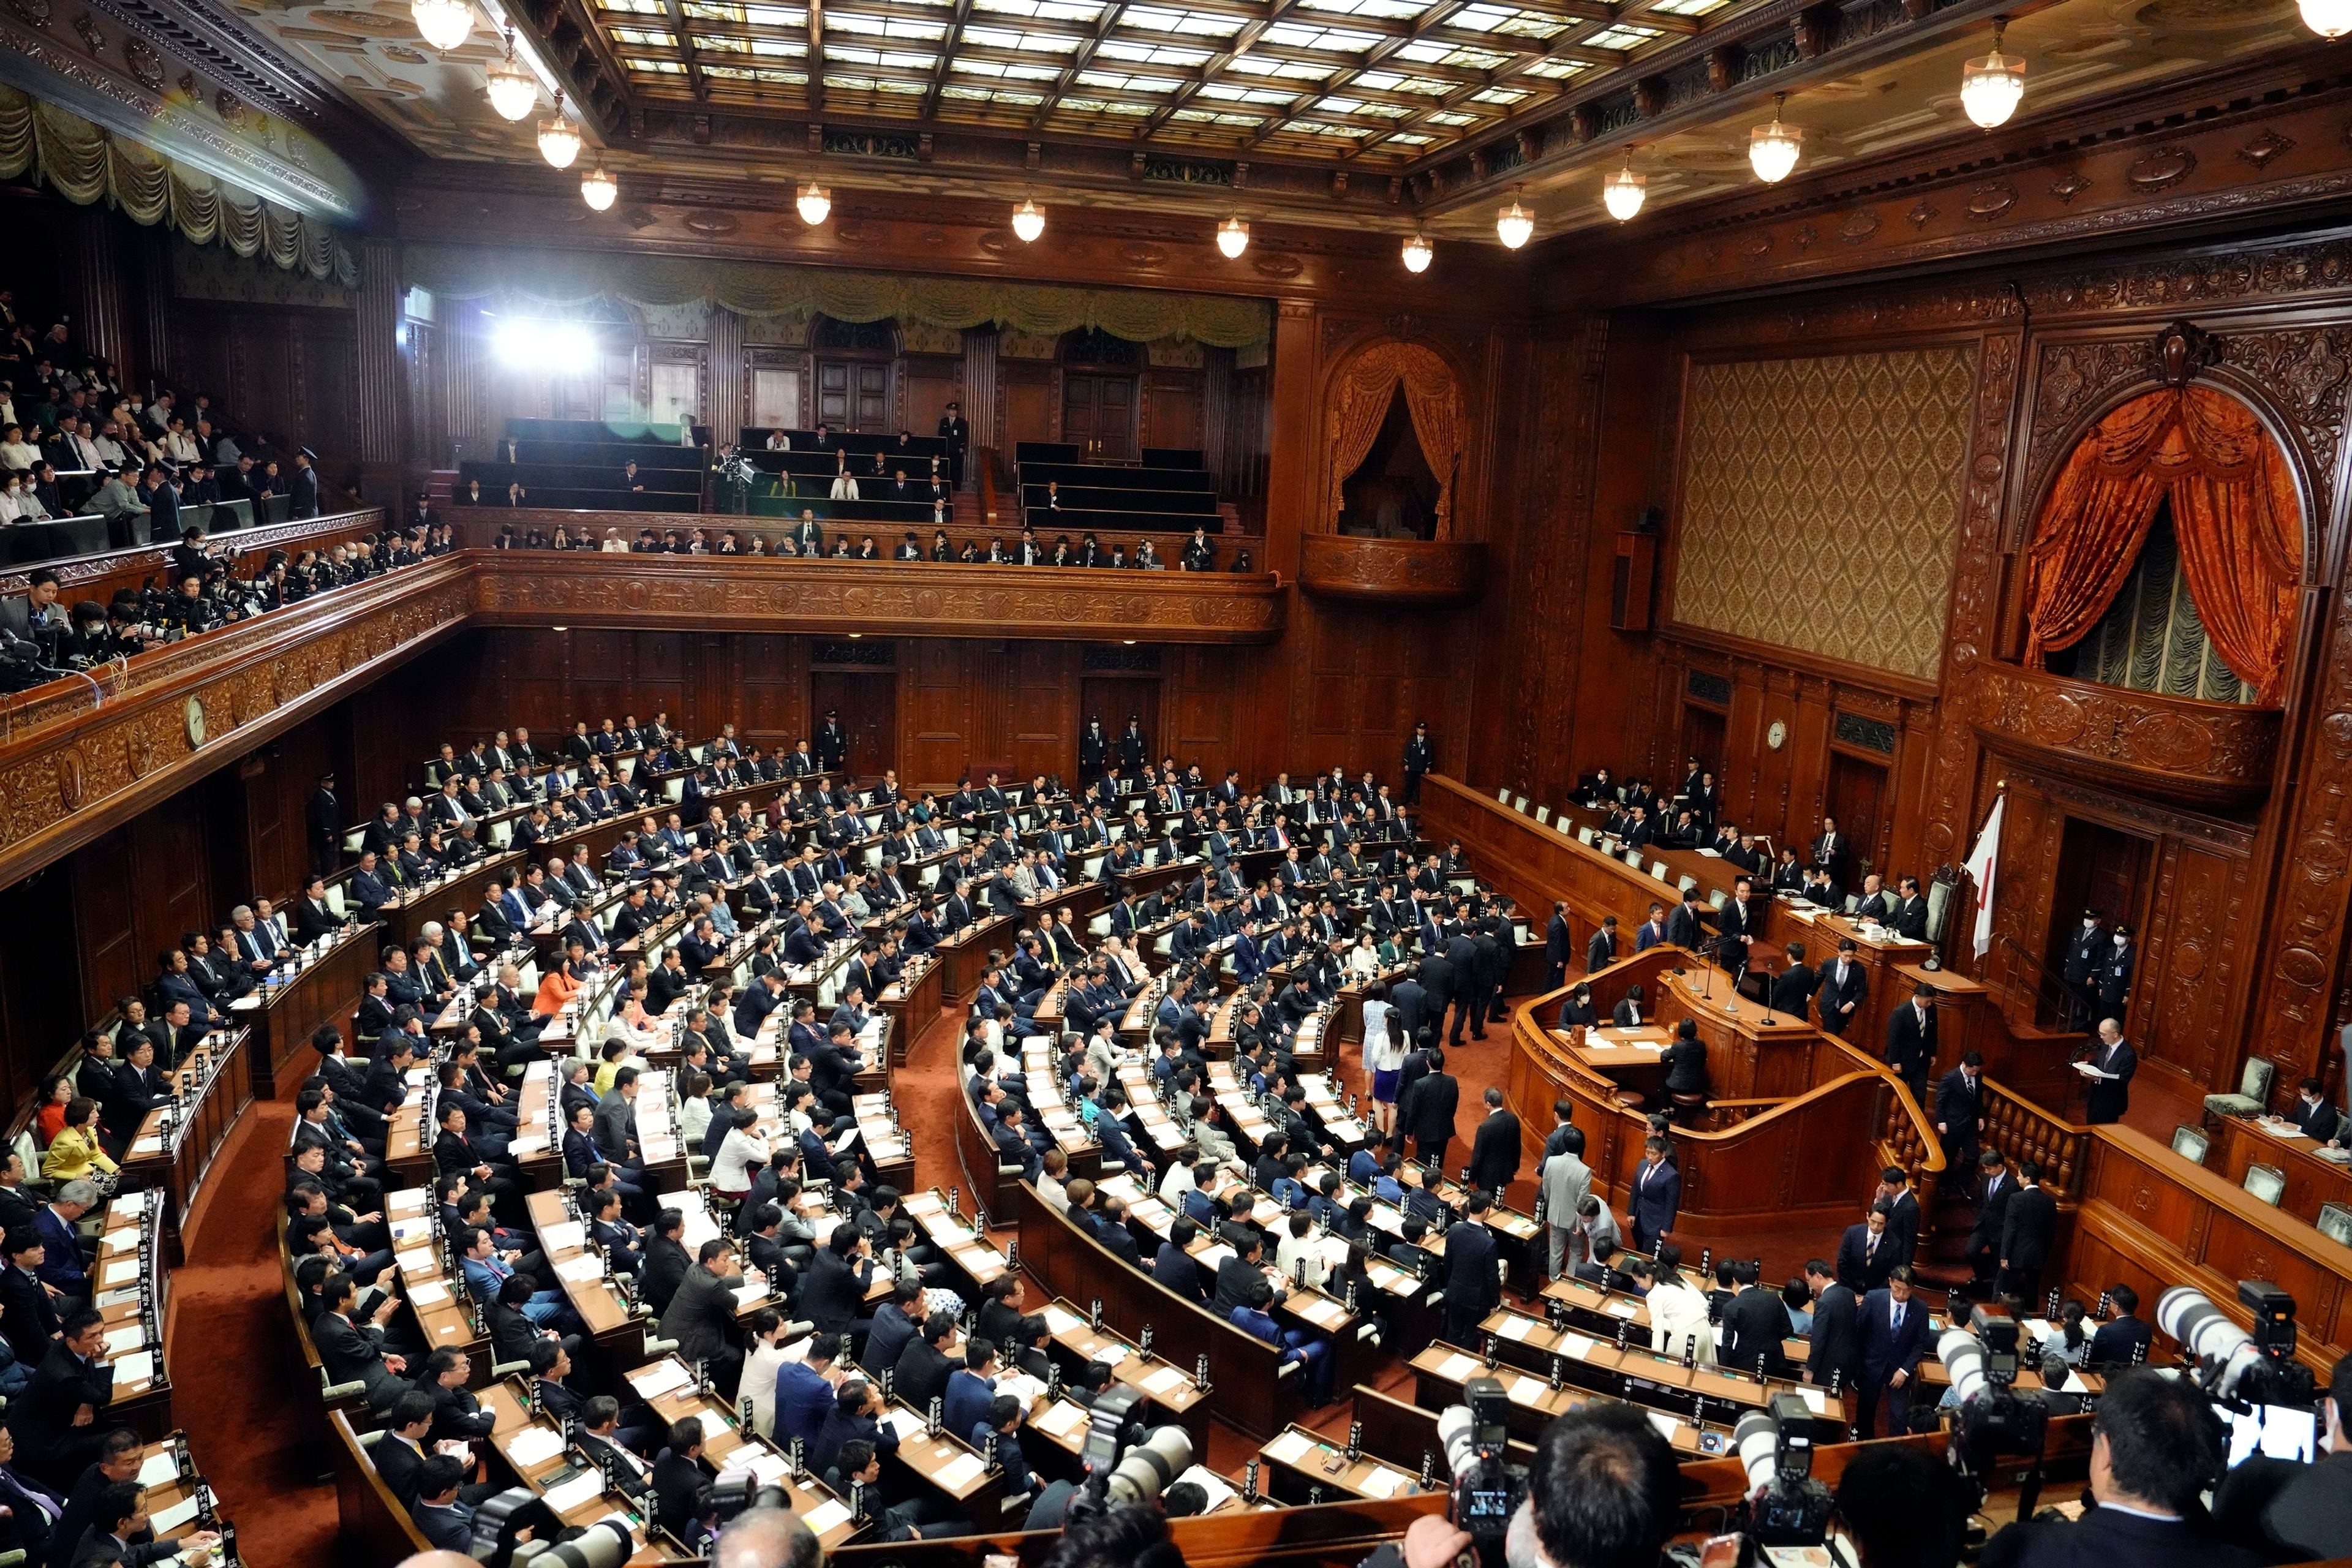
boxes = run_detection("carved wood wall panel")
[1295,535,1489,605]
[1969,663,2284,809]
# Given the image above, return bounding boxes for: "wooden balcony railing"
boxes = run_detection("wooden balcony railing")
[1970,660,2283,808]
[1983,1077,2091,1199]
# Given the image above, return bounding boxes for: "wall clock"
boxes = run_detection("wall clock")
[185,696,206,747]
[1766,720,1787,751]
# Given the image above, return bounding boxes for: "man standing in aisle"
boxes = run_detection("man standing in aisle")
[937,402,969,489]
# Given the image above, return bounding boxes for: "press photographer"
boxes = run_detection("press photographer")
[2212,1353,2351,1562]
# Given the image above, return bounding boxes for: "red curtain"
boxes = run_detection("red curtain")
[2024,386,2302,702]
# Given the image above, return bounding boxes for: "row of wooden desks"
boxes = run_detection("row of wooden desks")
[116,1026,254,1242]
[230,921,379,1098]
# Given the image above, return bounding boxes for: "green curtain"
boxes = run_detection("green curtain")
[402,243,1271,348]
[0,85,354,284]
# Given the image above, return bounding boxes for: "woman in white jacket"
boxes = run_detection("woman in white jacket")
[828,453,859,500]
[677,1069,714,1150]
[710,1104,771,1200]
[736,1306,796,1439]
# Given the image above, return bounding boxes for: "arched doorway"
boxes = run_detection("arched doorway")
[1322,339,1464,536]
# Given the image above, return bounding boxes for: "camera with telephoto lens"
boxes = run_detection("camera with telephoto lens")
[1731,1392,1836,1548]
[1063,1384,1195,1525]
[512,1515,635,1566]
[2156,1281,2318,1410]
[1937,1306,2050,1497]
[1441,1378,1529,1560]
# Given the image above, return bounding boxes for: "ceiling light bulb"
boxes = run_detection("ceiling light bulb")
[580,165,617,211]
[1401,231,1433,273]
[1216,216,1249,258]
[1011,198,1046,243]
[411,0,473,51]
[2301,0,2352,37]
[796,182,831,225]
[1959,19,2026,129]
[537,100,581,170]
[1602,159,1646,222]
[1749,93,1803,184]
[485,35,537,121]
[1495,191,1533,250]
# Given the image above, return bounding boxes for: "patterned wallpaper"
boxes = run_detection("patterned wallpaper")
[1673,345,1978,682]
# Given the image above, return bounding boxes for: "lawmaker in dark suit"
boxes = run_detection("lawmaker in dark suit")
[1440,1199,1503,1346]
[1397,1050,1460,1170]
[1466,1090,1521,1195]
[1152,1227,1208,1303]
[1803,1263,1861,1393]
[1855,1269,1930,1439]
[2079,1022,2136,1126]
[1628,1139,1678,1252]
[2085,1286,2152,1370]
[1884,986,1937,1103]
[1997,1163,2057,1305]
[1835,1205,1897,1294]
[2283,1077,2343,1142]
[1933,1055,1986,1175]
[1719,1278,1794,1379]
[1585,919,1619,974]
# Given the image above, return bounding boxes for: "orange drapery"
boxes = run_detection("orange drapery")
[1325,342,1464,533]
[2024,385,2302,703]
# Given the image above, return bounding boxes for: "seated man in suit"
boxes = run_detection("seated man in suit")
[2085,1283,2154,1370]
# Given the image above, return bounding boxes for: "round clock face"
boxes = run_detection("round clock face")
[1766,720,1787,751]
[184,696,206,747]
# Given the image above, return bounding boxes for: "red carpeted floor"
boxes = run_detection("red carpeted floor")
[175,1096,344,1566]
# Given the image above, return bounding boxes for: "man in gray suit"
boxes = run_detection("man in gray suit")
[592,1066,643,1169]
[1539,1133,1593,1278]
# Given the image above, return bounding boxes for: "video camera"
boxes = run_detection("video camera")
[1731,1392,1837,1548]
[1441,1378,1529,1561]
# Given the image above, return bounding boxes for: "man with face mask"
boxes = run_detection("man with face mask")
[2060,908,2108,1030]
[2098,923,2135,1022]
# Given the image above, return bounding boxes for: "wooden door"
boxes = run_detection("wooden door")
[1679,705,1727,785]
[809,671,897,779]
[2044,816,2154,1012]
[1063,374,1137,459]
[817,361,894,431]
[1823,752,1888,883]
[1080,677,1160,771]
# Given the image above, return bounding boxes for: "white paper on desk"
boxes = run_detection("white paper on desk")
[1036,1400,1090,1438]
[389,1218,429,1244]
[803,1498,851,1536]
[1497,1315,1534,1341]
[2060,1371,2090,1394]
[101,1257,140,1287]
[541,1469,608,1515]
[1437,1352,1478,1382]
[1360,1468,1406,1499]
[97,1288,139,1310]
[229,996,260,1011]
[508,1424,568,1467]
[508,1135,547,1156]
[102,1323,146,1355]
[734,1281,770,1308]
[1140,1364,1189,1398]
[935,1452,986,1491]
[1647,1412,1684,1442]
[409,1280,450,1306]
[642,1136,679,1161]
[630,1360,693,1400]
[396,1250,436,1276]
[556,1255,605,1284]
[1605,1300,1639,1319]
[1265,1429,1316,1466]
[1797,1386,1829,1414]
[111,1193,148,1219]
[111,1350,154,1385]
[540,1220,586,1254]
[138,1450,179,1488]
[149,1494,202,1532]
[1199,1244,1236,1270]
[1044,1305,1084,1336]
[2265,1123,2315,1140]
[1506,1376,1543,1407]
[997,1372,1047,1408]
[888,1407,925,1442]
[1562,1333,1599,1359]
[390,1187,429,1212]
[129,1137,164,1156]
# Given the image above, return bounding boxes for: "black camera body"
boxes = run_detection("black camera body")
[1447,1377,1529,1558]
[1744,1393,1836,1548]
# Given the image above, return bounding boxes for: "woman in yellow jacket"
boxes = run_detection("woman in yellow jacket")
[42,1096,117,1182]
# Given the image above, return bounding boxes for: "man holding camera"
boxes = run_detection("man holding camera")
[2214,1354,2352,1561]
[1985,1368,2264,1568]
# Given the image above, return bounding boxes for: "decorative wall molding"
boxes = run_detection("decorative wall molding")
[1295,534,1489,606]
[468,552,1287,642]
[1970,663,2283,809]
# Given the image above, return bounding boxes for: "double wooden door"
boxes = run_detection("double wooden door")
[816,359,892,429]
[1063,374,1136,459]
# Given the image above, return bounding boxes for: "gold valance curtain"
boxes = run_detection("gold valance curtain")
[2025,385,2302,703]
[1324,340,1464,533]
[0,85,353,284]
[401,244,1272,349]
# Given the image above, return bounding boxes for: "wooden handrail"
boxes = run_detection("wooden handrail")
[1981,1076,2091,1198]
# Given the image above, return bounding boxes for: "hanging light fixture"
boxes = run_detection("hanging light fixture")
[1400,230,1433,273]
[1494,187,1534,249]
[1959,18,2027,129]
[1748,92,1803,184]
[537,91,582,168]
[485,30,537,121]
[411,0,473,51]
[580,165,617,210]
[796,181,832,224]
[1011,196,1046,243]
[1216,215,1250,258]
[2301,0,2352,37]
[1602,153,1646,221]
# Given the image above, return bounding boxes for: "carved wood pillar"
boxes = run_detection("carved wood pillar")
[354,237,407,500]
[1204,345,1235,497]
[707,307,747,453]
[136,224,173,396]
[1262,299,1319,578]
[962,327,999,484]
